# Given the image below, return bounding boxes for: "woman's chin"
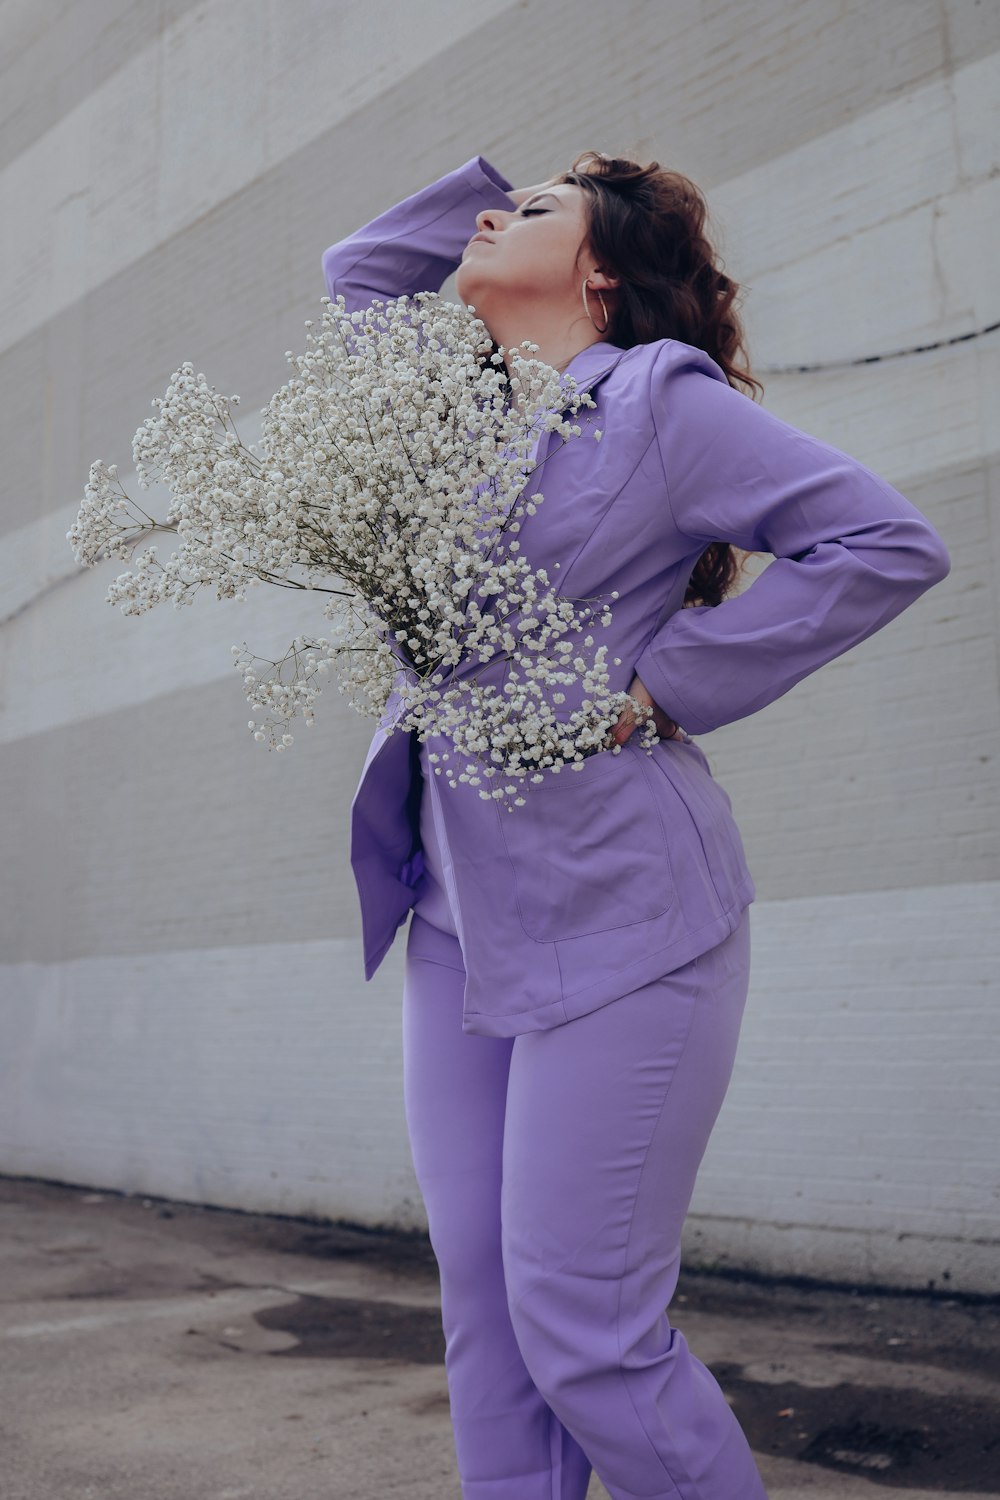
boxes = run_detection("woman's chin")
[456,269,493,312]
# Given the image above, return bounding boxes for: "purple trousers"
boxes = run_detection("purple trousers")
[401,904,769,1500]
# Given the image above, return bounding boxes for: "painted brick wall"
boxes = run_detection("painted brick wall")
[2,0,997,1292]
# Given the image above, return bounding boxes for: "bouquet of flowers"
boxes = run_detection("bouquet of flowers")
[67,291,656,807]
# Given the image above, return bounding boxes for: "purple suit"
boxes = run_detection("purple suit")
[322,155,951,1039]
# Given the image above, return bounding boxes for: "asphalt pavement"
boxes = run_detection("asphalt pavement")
[1,1175,997,1498]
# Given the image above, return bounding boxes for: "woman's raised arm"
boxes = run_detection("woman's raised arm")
[321,156,518,316]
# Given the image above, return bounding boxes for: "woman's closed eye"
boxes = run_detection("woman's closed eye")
[519,207,549,217]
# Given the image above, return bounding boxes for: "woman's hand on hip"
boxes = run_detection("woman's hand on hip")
[611,673,684,746]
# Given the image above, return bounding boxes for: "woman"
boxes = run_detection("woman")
[322,153,950,1500]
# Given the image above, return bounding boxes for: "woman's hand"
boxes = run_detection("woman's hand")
[611,673,684,746]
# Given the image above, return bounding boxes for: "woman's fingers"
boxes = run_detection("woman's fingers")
[612,674,682,744]
[653,708,684,740]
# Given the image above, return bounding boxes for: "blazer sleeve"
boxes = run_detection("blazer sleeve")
[633,340,952,736]
[321,155,517,313]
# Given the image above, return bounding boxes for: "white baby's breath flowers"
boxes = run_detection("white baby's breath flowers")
[68,291,655,806]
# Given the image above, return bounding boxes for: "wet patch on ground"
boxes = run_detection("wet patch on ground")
[255,1291,446,1364]
[265,1222,441,1279]
[714,1361,1000,1492]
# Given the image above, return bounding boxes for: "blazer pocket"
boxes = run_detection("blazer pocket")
[498,743,674,943]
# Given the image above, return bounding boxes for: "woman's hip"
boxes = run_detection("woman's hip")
[500,909,753,1280]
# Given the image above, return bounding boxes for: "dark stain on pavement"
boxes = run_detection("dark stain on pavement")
[255,1291,446,1365]
[272,1223,440,1278]
[712,1361,1000,1492]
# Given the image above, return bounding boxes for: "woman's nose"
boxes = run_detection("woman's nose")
[475,207,504,234]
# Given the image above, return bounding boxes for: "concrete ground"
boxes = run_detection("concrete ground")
[1,1176,997,1499]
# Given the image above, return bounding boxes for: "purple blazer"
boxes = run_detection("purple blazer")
[321,155,951,1038]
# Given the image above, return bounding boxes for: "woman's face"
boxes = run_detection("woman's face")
[455,183,599,333]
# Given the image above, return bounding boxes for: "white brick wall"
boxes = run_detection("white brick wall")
[688,882,1000,1291]
[2,0,998,1291]
[2,882,996,1293]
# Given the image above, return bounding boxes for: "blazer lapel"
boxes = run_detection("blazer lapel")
[454,342,628,642]
[509,342,626,518]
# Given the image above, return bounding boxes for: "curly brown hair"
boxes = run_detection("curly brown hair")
[557,148,765,609]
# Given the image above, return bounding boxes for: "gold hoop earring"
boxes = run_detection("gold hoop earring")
[582,274,609,333]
